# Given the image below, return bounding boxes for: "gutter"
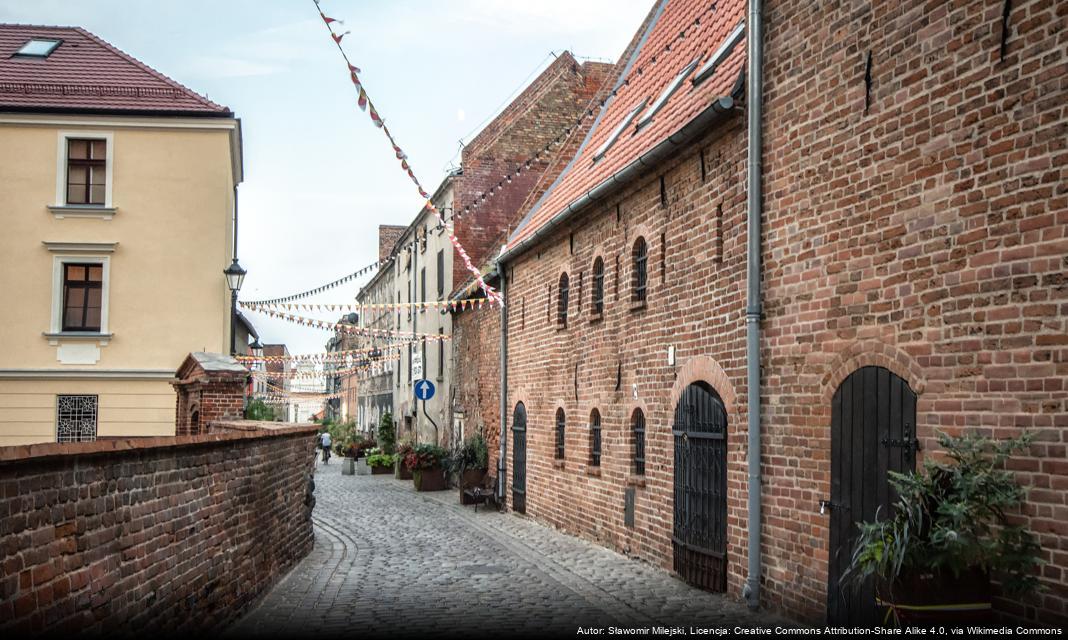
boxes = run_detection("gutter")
[742,0,765,611]
[496,257,508,503]
[498,96,737,265]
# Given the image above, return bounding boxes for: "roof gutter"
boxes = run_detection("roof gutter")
[498,95,737,265]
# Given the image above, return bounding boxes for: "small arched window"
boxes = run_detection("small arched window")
[557,272,570,327]
[589,409,602,466]
[632,237,648,303]
[632,408,646,475]
[591,257,604,315]
[555,408,566,459]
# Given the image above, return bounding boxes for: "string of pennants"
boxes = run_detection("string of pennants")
[245,257,390,306]
[420,3,725,228]
[236,344,401,364]
[313,0,502,307]
[247,297,490,314]
[261,380,345,398]
[249,361,383,380]
[242,302,453,341]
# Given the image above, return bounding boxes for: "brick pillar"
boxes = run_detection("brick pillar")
[173,352,249,436]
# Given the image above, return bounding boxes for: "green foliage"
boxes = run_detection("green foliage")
[378,412,396,455]
[245,398,275,421]
[366,449,395,468]
[845,431,1042,597]
[403,443,448,471]
[448,433,489,473]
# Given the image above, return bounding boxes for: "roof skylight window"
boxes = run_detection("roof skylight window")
[592,98,648,162]
[15,39,62,57]
[635,57,701,130]
[692,21,745,86]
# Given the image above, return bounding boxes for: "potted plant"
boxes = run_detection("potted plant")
[405,443,448,491]
[844,431,1042,625]
[378,412,396,455]
[366,448,395,475]
[451,434,489,504]
[395,441,414,480]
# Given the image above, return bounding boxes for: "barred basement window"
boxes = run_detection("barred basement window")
[632,408,646,475]
[56,394,98,443]
[632,237,648,303]
[555,408,566,459]
[589,409,602,467]
[557,272,570,327]
[591,257,605,315]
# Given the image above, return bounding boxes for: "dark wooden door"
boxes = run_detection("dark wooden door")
[828,366,917,624]
[672,382,728,592]
[512,403,527,514]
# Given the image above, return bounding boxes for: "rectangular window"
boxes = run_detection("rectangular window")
[62,263,103,331]
[438,328,444,378]
[633,410,646,475]
[56,394,98,443]
[66,138,106,205]
[436,249,444,296]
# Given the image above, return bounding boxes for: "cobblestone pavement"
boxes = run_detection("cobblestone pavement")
[228,458,791,638]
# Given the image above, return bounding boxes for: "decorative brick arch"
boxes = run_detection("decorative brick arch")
[819,340,926,404]
[670,355,738,417]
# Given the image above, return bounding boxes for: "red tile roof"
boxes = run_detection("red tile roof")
[0,24,231,116]
[507,0,744,249]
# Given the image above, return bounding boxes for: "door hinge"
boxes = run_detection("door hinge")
[881,423,920,453]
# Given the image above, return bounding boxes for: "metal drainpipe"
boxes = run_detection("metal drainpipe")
[743,0,764,612]
[497,257,508,503]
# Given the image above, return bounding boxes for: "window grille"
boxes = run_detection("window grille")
[557,273,569,326]
[633,237,648,302]
[56,395,98,443]
[590,409,602,466]
[555,408,566,459]
[633,409,646,475]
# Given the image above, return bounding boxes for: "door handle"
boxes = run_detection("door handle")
[819,499,843,515]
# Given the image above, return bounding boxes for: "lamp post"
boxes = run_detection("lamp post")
[224,258,246,356]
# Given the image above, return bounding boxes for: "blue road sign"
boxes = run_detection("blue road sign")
[414,379,436,401]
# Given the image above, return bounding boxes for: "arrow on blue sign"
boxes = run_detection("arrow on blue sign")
[414,379,436,401]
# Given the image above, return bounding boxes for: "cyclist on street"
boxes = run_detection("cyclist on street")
[319,431,332,464]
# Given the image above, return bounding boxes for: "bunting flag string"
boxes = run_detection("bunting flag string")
[313,0,502,306]
[247,297,488,314]
[244,257,390,306]
[242,303,453,341]
[237,344,402,364]
[249,360,383,380]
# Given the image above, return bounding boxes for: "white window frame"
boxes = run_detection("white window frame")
[49,253,111,335]
[54,130,114,209]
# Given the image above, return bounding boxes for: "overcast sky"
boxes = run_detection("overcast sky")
[1,0,652,354]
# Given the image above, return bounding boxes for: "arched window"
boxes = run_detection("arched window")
[589,409,602,466]
[557,272,570,326]
[555,408,566,459]
[591,257,604,315]
[632,408,646,475]
[632,237,648,302]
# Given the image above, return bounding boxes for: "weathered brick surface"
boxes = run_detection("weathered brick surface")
[0,424,317,635]
[497,0,1066,626]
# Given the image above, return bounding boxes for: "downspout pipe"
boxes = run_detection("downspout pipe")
[742,0,764,612]
[497,257,508,503]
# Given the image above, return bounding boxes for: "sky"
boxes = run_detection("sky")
[1,0,653,354]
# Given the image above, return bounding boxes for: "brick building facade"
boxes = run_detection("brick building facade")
[487,0,1065,626]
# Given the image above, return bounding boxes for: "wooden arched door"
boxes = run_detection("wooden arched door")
[827,366,917,624]
[511,402,527,514]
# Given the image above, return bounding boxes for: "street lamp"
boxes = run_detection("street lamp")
[224,258,246,356]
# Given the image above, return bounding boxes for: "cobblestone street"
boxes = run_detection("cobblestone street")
[228,459,788,638]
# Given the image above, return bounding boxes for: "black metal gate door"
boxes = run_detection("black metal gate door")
[672,382,728,592]
[828,366,917,625]
[512,403,527,514]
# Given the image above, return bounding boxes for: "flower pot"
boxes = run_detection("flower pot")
[341,457,355,475]
[371,464,392,475]
[396,461,413,480]
[878,567,992,626]
[412,467,446,491]
[355,458,370,476]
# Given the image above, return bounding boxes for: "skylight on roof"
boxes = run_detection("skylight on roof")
[692,21,745,87]
[635,57,701,130]
[15,39,61,57]
[592,98,649,162]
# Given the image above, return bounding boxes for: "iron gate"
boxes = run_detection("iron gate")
[512,402,527,514]
[672,382,728,592]
[827,366,917,625]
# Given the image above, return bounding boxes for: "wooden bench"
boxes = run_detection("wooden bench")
[462,474,498,512]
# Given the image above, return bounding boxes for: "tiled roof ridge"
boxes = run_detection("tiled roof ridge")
[72,26,230,114]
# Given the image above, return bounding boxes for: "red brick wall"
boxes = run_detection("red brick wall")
[378,225,406,264]
[452,300,502,476]
[0,425,317,634]
[500,0,1066,626]
[175,377,246,436]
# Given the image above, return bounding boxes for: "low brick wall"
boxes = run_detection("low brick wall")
[0,421,318,635]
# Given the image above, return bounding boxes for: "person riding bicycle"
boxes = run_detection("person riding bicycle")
[319,431,332,463]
